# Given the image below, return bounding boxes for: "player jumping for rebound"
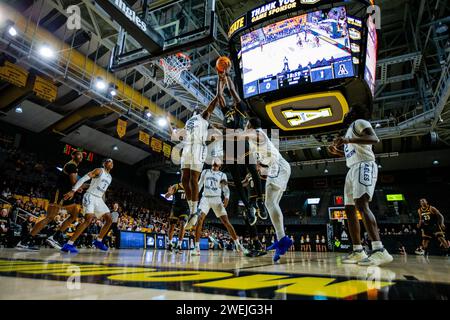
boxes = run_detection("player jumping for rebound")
[16,150,84,251]
[183,80,224,230]
[330,104,393,266]
[191,158,245,256]
[415,198,449,256]
[60,159,114,253]
[165,182,189,253]
[225,118,292,262]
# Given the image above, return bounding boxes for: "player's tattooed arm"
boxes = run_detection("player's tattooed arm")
[216,75,226,109]
[202,96,219,120]
[64,168,101,200]
[69,172,78,186]
[224,74,241,104]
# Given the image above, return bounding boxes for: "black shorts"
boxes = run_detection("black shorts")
[421,224,445,239]
[52,189,81,207]
[170,207,189,221]
[222,140,257,165]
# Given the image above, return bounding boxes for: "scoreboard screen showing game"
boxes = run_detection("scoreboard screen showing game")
[240,6,355,98]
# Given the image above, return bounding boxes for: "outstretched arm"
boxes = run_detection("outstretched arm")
[64,168,101,200]
[203,76,227,119]
[224,75,241,104]
[202,96,219,120]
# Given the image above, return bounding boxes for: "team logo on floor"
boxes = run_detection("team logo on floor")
[0,258,396,299]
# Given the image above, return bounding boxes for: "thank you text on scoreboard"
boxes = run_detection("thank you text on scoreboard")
[251,0,297,23]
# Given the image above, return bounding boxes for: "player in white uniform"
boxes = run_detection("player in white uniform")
[60,159,114,254]
[191,158,245,256]
[331,104,393,266]
[224,117,292,262]
[182,81,226,230]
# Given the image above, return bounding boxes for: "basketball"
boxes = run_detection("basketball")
[216,56,231,74]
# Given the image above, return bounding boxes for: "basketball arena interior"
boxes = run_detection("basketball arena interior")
[0,0,449,304]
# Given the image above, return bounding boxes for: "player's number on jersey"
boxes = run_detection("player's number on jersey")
[208,179,218,190]
[180,192,186,200]
[423,214,430,221]
[98,180,109,192]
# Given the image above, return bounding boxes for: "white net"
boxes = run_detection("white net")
[160,53,191,86]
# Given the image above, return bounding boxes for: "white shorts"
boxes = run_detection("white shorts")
[82,193,110,218]
[344,161,378,205]
[199,196,227,218]
[266,157,291,191]
[181,143,207,173]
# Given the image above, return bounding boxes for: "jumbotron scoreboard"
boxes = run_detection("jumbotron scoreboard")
[227,0,377,135]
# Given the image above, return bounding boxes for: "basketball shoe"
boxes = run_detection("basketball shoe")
[342,250,368,264]
[357,248,393,266]
[273,236,293,262]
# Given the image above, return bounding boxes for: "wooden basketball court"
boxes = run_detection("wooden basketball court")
[0,249,449,300]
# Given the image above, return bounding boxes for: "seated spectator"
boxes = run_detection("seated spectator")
[0,208,13,247]
[21,215,35,241]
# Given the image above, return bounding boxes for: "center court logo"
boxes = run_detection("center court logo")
[0,259,395,299]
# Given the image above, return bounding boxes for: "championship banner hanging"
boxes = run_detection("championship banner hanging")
[150,137,162,153]
[117,119,127,138]
[163,142,171,158]
[0,61,28,88]
[139,131,150,145]
[33,76,57,102]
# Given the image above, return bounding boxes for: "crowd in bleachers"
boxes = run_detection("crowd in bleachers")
[0,140,229,248]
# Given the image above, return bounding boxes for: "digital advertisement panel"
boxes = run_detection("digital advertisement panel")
[241,6,354,98]
[364,16,378,96]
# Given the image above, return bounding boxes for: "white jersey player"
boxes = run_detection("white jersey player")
[61,159,115,254]
[226,117,292,262]
[182,81,225,230]
[332,104,393,266]
[191,159,245,256]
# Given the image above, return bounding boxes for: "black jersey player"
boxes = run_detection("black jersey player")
[216,73,269,257]
[416,198,449,255]
[242,172,268,257]
[165,183,190,253]
[16,150,85,251]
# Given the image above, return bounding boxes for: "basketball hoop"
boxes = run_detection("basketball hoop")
[160,52,191,86]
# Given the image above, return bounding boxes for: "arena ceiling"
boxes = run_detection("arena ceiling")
[0,0,449,171]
